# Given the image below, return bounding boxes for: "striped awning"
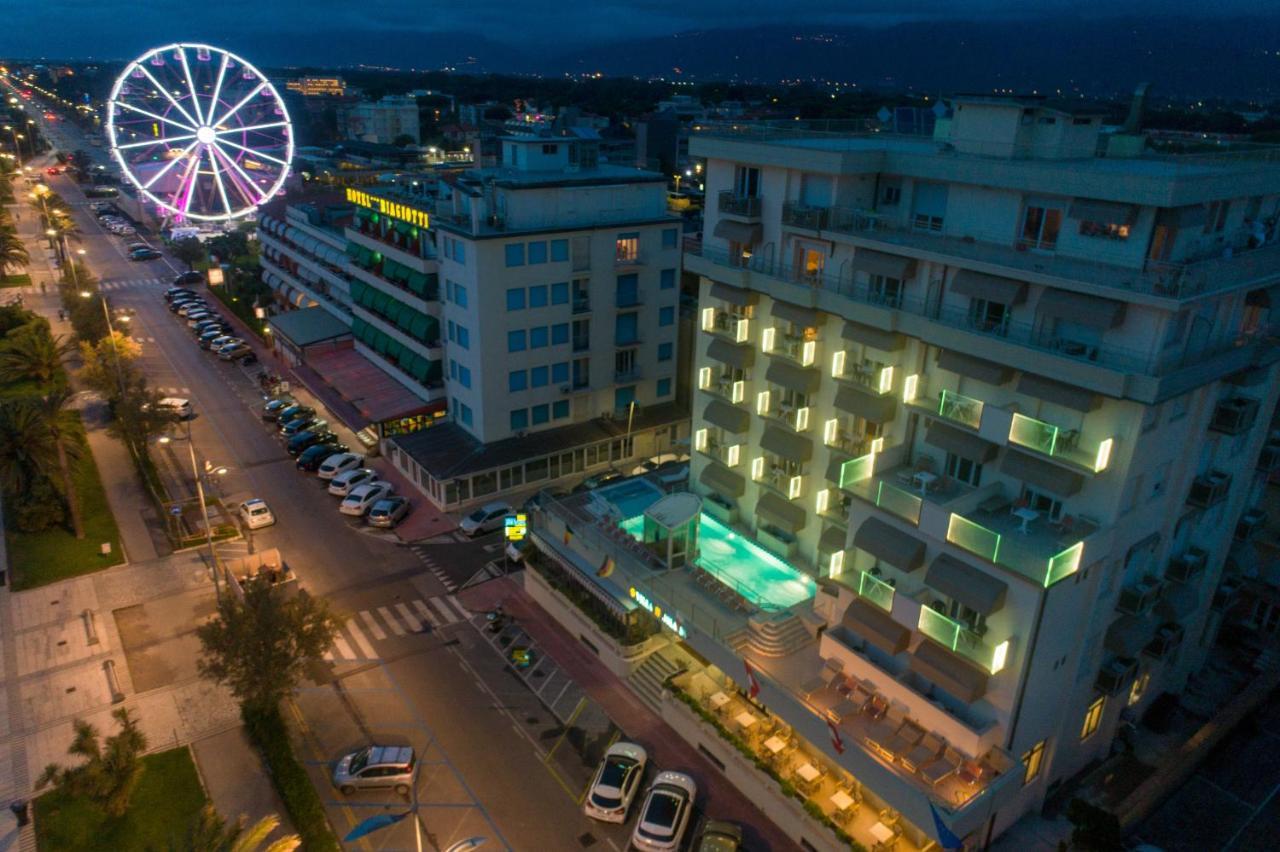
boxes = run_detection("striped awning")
[765,359,821,395]
[761,425,813,463]
[702,399,749,434]
[755,491,806,534]
[842,598,910,656]
[699,462,745,497]
[853,517,924,573]
[834,385,897,423]
[926,554,1008,615]
[706,338,753,369]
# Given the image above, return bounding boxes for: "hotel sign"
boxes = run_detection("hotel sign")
[505,513,528,542]
[629,586,687,638]
[345,187,430,229]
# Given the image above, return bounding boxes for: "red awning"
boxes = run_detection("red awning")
[304,346,441,424]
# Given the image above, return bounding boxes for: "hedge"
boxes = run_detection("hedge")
[242,705,340,852]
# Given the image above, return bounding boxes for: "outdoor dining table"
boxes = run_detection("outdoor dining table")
[870,821,895,843]
[709,691,731,711]
[830,790,856,812]
[796,762,821,783]
[763,735,788,755]
[735,711,759,730]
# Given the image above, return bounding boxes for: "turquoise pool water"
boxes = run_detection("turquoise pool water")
[619,509,816,611]
[596,478,664,519]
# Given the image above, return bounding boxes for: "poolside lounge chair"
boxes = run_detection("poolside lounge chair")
[864,705,907,759]
[888,719,925,758]
[802,658,845,697]
[921,747,963,786]
[901,732,945,774]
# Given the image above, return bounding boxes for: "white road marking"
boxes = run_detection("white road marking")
[429,597,460,625]
[358,610,386,640]
[411,599,438,628]
[331,635,355,660]
[378,606,406,636]
[345,619,377,658]
[393,602,422,632]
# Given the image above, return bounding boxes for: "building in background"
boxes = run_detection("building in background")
[341,94,421,145]
[286,76,347,97]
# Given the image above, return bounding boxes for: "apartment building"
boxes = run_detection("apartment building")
[677,95,1280,842]
[342,94,421,145]
[380,133,689,508]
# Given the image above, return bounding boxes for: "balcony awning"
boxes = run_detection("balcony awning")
[820,525,848,553]
[924,420,998,462]
[1016,372,1101,412]
[765,359,821,394]
[771,300,824,328]
[1036,288,1126,329]
[755,491,806,534]
[926,554,1008,616]
[703,399,749,434]
[826,454,850,487]
[842,320,904,352]
[842,598,910,655]
[1156,205,1207,229]
[713,218,762,245]
[951,269,1028,306]
[910,639,989,703]
[1156,583,1198,621]
[1105,615,1155,657]
[699,462,745,497]
[1068,199,1138,226]
[706,338,753,369]
[1000,449,1084,496]
[848,248,917,281]
[834,384,897,423]
[761,425,813,463]
[936,349,1013,386]
[709,281,757,306]
[853,517,925,573]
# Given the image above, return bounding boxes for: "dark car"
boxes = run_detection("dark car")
[281,416,325,437]
[198,329,232,348]
[169,298,205,313]
[295,442,347,471]
[261,397,298,421]
[173,271,204,286]
[165,287,195,301]
[129,247,162,261]
[287,429,337,456]
[274,404,314,425]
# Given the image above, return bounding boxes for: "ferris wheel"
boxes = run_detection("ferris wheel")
[106,43,292,222]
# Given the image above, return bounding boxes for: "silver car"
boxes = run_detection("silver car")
[332,744,415,795]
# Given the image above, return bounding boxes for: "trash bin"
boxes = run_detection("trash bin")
[10,799,29,826]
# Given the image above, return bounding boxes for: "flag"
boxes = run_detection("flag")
[597,555,615,578]
[929,800,965,851]
[743,659,760,699]
[828,719,845,754]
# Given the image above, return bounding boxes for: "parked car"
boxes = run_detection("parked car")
[295,441,346,471]
[317,452,363,481]
[459,500,513,537]
[328,468,377,497]
[287,429,337,456]
[583,742,647,823]
[366,496,411,529]
[177,302,208,317]
[332,745,415,795]
[173,270,204,286]
[192,317,226,332]
[217,343,253,361]
[185,312,215,327]
[340,482,393,516]
[273,403,313,424]
[169,298,203,313]
[631,772,697,852]
[156,397,193,420]
[261,396,298,421]
[281,416,325,438]
[127,247,157,261]
[237,498,275,530]
[203,334,237,351]
[195,325,231,342]
[164,287,195,301]
[692,820,743,852]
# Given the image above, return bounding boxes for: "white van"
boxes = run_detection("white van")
[157,397,193,420]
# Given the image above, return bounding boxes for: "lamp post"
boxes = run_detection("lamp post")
[159,432,223,601]
[3,125,19,164]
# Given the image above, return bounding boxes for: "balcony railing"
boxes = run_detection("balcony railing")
[697,435,741,468]
[718,191,762,218]
[917,606,1008,675]
[838,362,895,395]
[764,400,811,433]
[782,201,829,230]
[572,297,591,315]
[1008,413,1114,472]
[937,389,983,430]
[614,366,643,382]
[701,307,751,343]
[616,288,644,309]
[701,373,747,404]
[684,241,1278,378]
[755,463,805,499]
[771,332,818,367]
[857,569,895,612]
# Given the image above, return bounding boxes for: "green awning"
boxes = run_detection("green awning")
[346,243,361,259]
[407,271,428,296]
[409,313,429,340]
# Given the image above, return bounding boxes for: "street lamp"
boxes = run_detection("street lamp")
[159,429,224,600]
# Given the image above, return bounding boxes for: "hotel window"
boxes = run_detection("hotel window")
[944,453,983,487]
[550,239,569,262]
[505,243,525,267]
[657,378,672,398]
[968,298,1010,336]
[530,326,549,348]
[510,409,528,430]
[529,285,548,308]
[1080,696,1105,740]
[1021,487,1063,521]
[910,181,948,232]
[616,233,639,263]
[509,370,527,392]
[658,342,673,362]
[662,228,678,249]
[508,330,527,353]
[532,404,550,425]
[552,323,569,345]
[1021,204,1063,250]
[457,366,472,389]
[615,313,640,345]
[455,325,470,350]
[881,183,902,206]
[659,307,675,327]
[551,362,569,383]
[733,166,760,198]
[553,400,570,419]
[1128,671,1151,707]
[1021,740,1046,785]
[867,275,902,308]
[453,283,468,308]
[531,366,549,388]
[458,403,473,427]
[660,268,676,290]
[528,241,548,264]
[506,288,525,311]
[550,282,569,304]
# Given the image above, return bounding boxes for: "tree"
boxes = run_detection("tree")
[175,804,300,852]
[197,577,342,715]
[35,388,86,539]
[7,474,66,532]
[172,237,206,270]
[77,332,142,400]
[36,707,148,818]
[0,227,28,277]
[0,400,62,497]
[0,323,72,386]
[107,374,174,456]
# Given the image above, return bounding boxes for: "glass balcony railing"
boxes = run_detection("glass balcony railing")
[837,452,876,490]
[947,511,1086,588]
[857,570,895,612]
[696,434,741,468]
[917,607,1009,674]
[937,389,984,430]
[839,362,895,395]
[701,307,751,342]
[773,333,818,367]
[1008,413,1114,472]
[874,480,922,525]
[946,514,1002,563]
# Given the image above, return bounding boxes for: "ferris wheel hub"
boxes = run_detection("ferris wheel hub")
[196,126,216,145]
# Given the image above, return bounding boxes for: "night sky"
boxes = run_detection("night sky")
[2,0,1269,63]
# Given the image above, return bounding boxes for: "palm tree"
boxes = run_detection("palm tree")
[0,228,28,278]
[36,708,147,818]
[0,400,60,496]
[0,326,73,386]
[32,388,85,539]
[176,805,300,852]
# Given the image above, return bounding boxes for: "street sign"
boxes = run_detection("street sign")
[504,513,527,542]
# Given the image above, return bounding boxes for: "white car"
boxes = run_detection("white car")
[317,452,363,480]
[459,500,513,537]
[583,742,647,823]
[631,772,697,852]
[339,482,393,516]
[238,498,275,530]
[328,467,377,497]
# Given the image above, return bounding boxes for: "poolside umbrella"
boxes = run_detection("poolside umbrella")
[828,719,845,754]
[743,659,761,699]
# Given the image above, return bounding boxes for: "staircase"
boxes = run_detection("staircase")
[743,612,815,658]
[628,650,684,711]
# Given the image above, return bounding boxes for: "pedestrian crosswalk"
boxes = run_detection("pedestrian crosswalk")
[409,543,459,591]
[99,277,168,291]
[323,594,468,662]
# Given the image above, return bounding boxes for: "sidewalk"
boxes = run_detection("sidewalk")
[458,576,792,850]
[191,728,295,840]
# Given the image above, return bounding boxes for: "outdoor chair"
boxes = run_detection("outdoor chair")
[902,732,945,774]
[888,719,925,758]
[920,747,963,786]
[801,657,844,697]
[864,705,907,759]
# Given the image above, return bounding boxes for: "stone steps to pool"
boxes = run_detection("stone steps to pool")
[628,648,685,711]
[743,612,815,658]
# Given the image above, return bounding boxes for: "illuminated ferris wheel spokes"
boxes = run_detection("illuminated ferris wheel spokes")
[106,43,293,222]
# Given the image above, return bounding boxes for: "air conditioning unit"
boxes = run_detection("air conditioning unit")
[1095,656,1138,696]
[1235,509,1267,542]
[1166,546,1208,583]
[1143,623,1184,660]
[1209,396,1260,435]
[1116,575,1162,615]
[1187,471,1231,508]
[1258,441,1280,474]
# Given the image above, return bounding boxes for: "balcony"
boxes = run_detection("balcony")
[1187,471,1232,509]
[823,427,881,458]
[916,606,1008,675]
[856,569,896,613]
[572,335,591,353]
[768,331,819,367]
[755,463,806,500]
[1116,576,1162,615]
[701,307,751,343]
[1165,546,1208,583]
[700,372,747,404]
[718,191,762,219]
[1007,413,1115,473]
[696,434,742,469]
[1258,440,1280,473]
[1144,622,1184,660]
[837,361,895,396]
[1209,396,1260,435]
[761,398,811,433]
[614,366,643,383]
[936,390,983,431]
[1095,656,1138,696]
[1235,508,1267,542]
[782,201,829,231]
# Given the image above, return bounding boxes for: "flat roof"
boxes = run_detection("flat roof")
[268,307,350,348]
[393,401,686,480]
[303,346,436,423]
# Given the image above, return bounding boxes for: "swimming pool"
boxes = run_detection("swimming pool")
[619,509,817,611]
[596,478,664,520]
